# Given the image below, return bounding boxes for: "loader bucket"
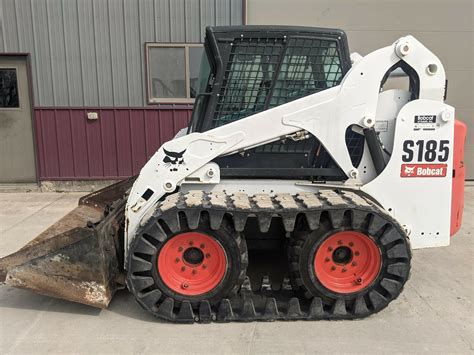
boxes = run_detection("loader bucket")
[0,178,135,308]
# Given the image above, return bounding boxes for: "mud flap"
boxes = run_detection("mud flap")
[0,178,135,308]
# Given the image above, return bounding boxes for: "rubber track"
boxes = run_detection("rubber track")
[127,189,411,323]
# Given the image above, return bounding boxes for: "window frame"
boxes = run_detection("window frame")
[145,43,203,104]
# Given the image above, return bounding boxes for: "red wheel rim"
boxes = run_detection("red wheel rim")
[157,232,227,296]
[314,231,381,294]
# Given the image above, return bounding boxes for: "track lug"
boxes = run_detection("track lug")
[209,211,225,230]
[263,298,279,321]
[260,276,272,292]
[232,213,248,232]
[368,214,387,235]
[387,262,410,278]
[157,297,175,320]
[304,211,321,230]
[217,299,235,322]
[354,296,370,316]
[130,255,152,272]
[286,298,302,319]
[369,290,388,310]
[387,244,410,259]
[328,210,345,229]
[134,237,157,255]
[381,278,402,296]
[160,211,181,233]
[198,301,213,323]
[308,297,324,319]
[144,222,167,242]
[257,213,272,233]
[138,289,162,309]
[184,210,201,229]
[331,298,347,316]
[380,228,402,245]
[241,276,252,292]
[281,214,297,232]
[281,277,292,291]
[240,298,257,321]
[352,210,368,230]
[130,275,154,291]
[177,301,195,323]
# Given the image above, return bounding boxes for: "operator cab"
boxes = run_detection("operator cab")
[188,26,363,181]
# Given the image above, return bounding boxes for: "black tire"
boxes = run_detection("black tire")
[289,208,411,316]
[126,212,248,318]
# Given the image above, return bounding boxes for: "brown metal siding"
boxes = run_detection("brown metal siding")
[35,107,192,180]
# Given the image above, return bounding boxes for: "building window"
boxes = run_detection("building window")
[146,43,204,104]
[0,68,19,108]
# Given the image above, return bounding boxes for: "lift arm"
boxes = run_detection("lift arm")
[125,35,447,250]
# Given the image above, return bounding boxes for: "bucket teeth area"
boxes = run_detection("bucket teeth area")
[0,179,133,308]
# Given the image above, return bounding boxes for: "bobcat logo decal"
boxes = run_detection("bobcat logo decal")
[403,165,415,176]
[163,148,186,172]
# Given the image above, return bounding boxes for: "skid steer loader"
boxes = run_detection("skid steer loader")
[0,26,466,323]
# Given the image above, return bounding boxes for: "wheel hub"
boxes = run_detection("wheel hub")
[183,247,204,266]
[157,232,227,296]
[332,246,353,264]
[314,231,382,293]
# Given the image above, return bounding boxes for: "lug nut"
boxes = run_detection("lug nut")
[200,244,205,249]
[189,241,194,246]
[356,277,363,284]
[349,242,354,247]
[331,266,336,271]
[182,283,189,289]
[342,267,347,272]
[178,247,183,252]
[205,253,211,259]
[355,251,360,256]
[337,240,343,245]
[328,246,333,252]
[352,261,357,267]
[181,266,186,272]
[192,269,197,275]
[325,257,330,262]
[175,257,180,263]
[202,264,207,269]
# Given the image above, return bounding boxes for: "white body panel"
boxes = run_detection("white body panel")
[362,100,454,248]
[125,35,454,254]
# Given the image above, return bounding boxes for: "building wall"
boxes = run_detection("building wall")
[0,0,243,107]
[35,106,191,179]
[247,0,474,179]
[0,0,242,181]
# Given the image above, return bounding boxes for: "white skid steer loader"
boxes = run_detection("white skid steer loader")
[0,26,466,323]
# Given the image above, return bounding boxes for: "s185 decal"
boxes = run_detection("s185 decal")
[402,140,449,163]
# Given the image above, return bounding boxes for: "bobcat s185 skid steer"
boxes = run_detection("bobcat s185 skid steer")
[0,26,467,323]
